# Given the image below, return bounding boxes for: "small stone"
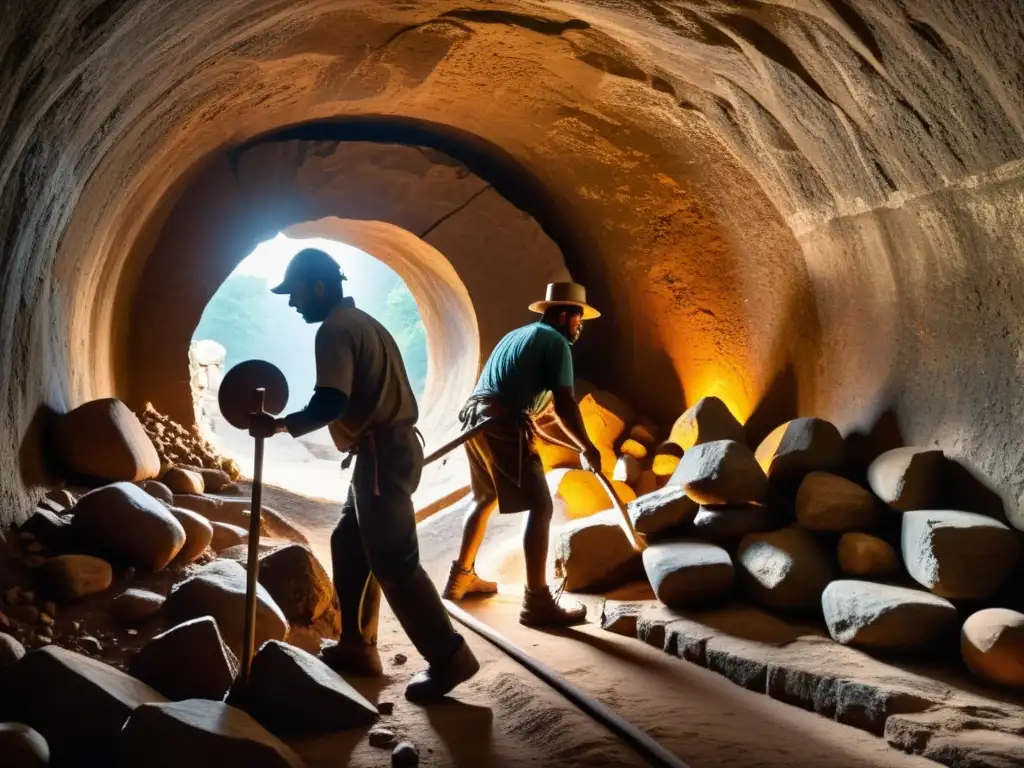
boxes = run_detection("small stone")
[126,629,138,636]
[39,555,113,601]
[837,533,898,576]
[369,727,397,749]
[167,506,214,564]
[71,620,81,632]
[737,527,835,611]
[139,480,174,505]
[754,418,845,494]
[668,396,744,451]
[38,625,53,638]
[392,653,407,666]
[42,602,56,618]
[627,486,698,537]
[39,613,54,627]
[210,521,248,552]
[867,447,945,511]
[161,467,205,495]
[11,606,39,624]
[112,588,166,623]
[796,472,880,532]
[392,741,419,767]
[378,701,395,715]
[619,439,648,460]
[961,608,1024,687]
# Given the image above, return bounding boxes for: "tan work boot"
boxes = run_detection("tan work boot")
[442,561,498,601]
[519,586,587,628]
[318,637,383,677]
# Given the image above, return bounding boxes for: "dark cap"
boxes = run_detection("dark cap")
[270,248,345,294]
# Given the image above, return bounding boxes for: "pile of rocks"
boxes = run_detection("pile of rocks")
[137,401,241,482]
[550,394,1024,692]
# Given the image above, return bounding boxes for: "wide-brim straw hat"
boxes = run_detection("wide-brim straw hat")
[528,282,601,320]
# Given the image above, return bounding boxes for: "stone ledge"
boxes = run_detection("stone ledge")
[601,600,1024,766]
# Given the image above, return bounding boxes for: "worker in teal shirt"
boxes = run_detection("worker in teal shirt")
[443,282,603,627]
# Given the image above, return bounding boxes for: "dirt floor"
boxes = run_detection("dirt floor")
[245,480,940,768]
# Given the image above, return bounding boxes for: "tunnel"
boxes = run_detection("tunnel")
[3,2,1024,766]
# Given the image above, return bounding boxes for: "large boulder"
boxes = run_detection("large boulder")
[9,645,166,764]
[837,533,898,577]
[901,510,1019,599]
[130,617,238,701]
[54,398,160,482]
[167,506,214,563]
[667,396,744,451]
[642,539,734,608]
[692,504,779,545]
[119,699,305,768]
[549,469,636,522]
[553,510,643,592]
[38,555,113,601]
[0,723,49,767]
[162,467,205,495]
[867,447,945,511]
[795,472,880,532]
[627,486,698,537]
[257,544,340,634]
[70,482,186,571]
[737,527,835,611]
[754,418,844,493]
[961,609,1024,687]
[822,580,958,649]
[234,641,377,732]
[163,559,288,655]
[670,440,768,505]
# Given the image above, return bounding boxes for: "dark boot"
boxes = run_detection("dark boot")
[405,635,480,703]
[519,586,587,628]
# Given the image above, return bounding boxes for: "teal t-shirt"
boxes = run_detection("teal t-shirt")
[473,322,574,414]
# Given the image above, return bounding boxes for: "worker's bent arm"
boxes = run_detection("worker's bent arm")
[551,387,596,454]
[278,387,348,438]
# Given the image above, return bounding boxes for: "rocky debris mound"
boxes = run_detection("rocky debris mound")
[137,402,240,480]
[553,510,643,592]
[38,555,113,601]
[162,466,205,495]
[139,480,175,505]
[70,482,186,571]
[167,506,214,563]
[642,539,734,608]
[549,469,636,522]
[119,699,305,767]
[671,440,768,505]
[822,580,957,649]
[233,641,377,733]
[112,588,165,623]
[867,447,945,511]
[8,645,166,764]
[692,504,778,545]
[737,527,834,611]
[961,609,1024,687]
[901,510,1019,599]
[627,486,697,537]
[54,398,161,482]
[667,396,744,451]
[164,559,288,655]
[0,722,49,767]
[754,418,844,494]
[837,533,898,577]
[130,616,238,701]
[795,472,880,531]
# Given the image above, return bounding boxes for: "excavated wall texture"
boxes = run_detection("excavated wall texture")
[1,1,1023,527]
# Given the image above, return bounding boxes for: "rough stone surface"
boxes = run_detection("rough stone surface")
[867,448,946,512]
[837,533,899,577]
[70,482,186,570]
[0,632,26,668]
[642,539,734,608]
[0,723,49,767]
[668,397,744,451]
[111,588,166,623]
[234,640,377,733]
[961,609,1024,687]
[168,506,214,563]
[754,418,844,494]
[162,466,205,495]
[119,699,305,767]
[257,544,340,633]
[599,600,648,637]
[626,486,697,537]
[553,510,643,592]
[9,645,166,764]
[737,528,835,611]
[822,580,957,649]
[54,399,161,483]
[164,559,288,655]
[392,741,419,767]
[795,472,880,532]
[670,440,768,506]
[130,616,238,701]
[692,504,779,545]
[549,469,636,522]
[38,554,113,601]
[901,510,1019,599]
[139,480,174,505]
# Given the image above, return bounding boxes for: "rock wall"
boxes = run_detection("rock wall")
[1,1,1023,527]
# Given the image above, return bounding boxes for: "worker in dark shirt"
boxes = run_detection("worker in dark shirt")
[249,248,477,703]
[442,282,602,627]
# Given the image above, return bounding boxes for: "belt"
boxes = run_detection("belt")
[341,425,424,496]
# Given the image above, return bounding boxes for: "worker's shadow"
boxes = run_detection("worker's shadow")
[425,699,496,767]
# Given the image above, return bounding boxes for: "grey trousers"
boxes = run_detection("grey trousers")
[330,425,462,665]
